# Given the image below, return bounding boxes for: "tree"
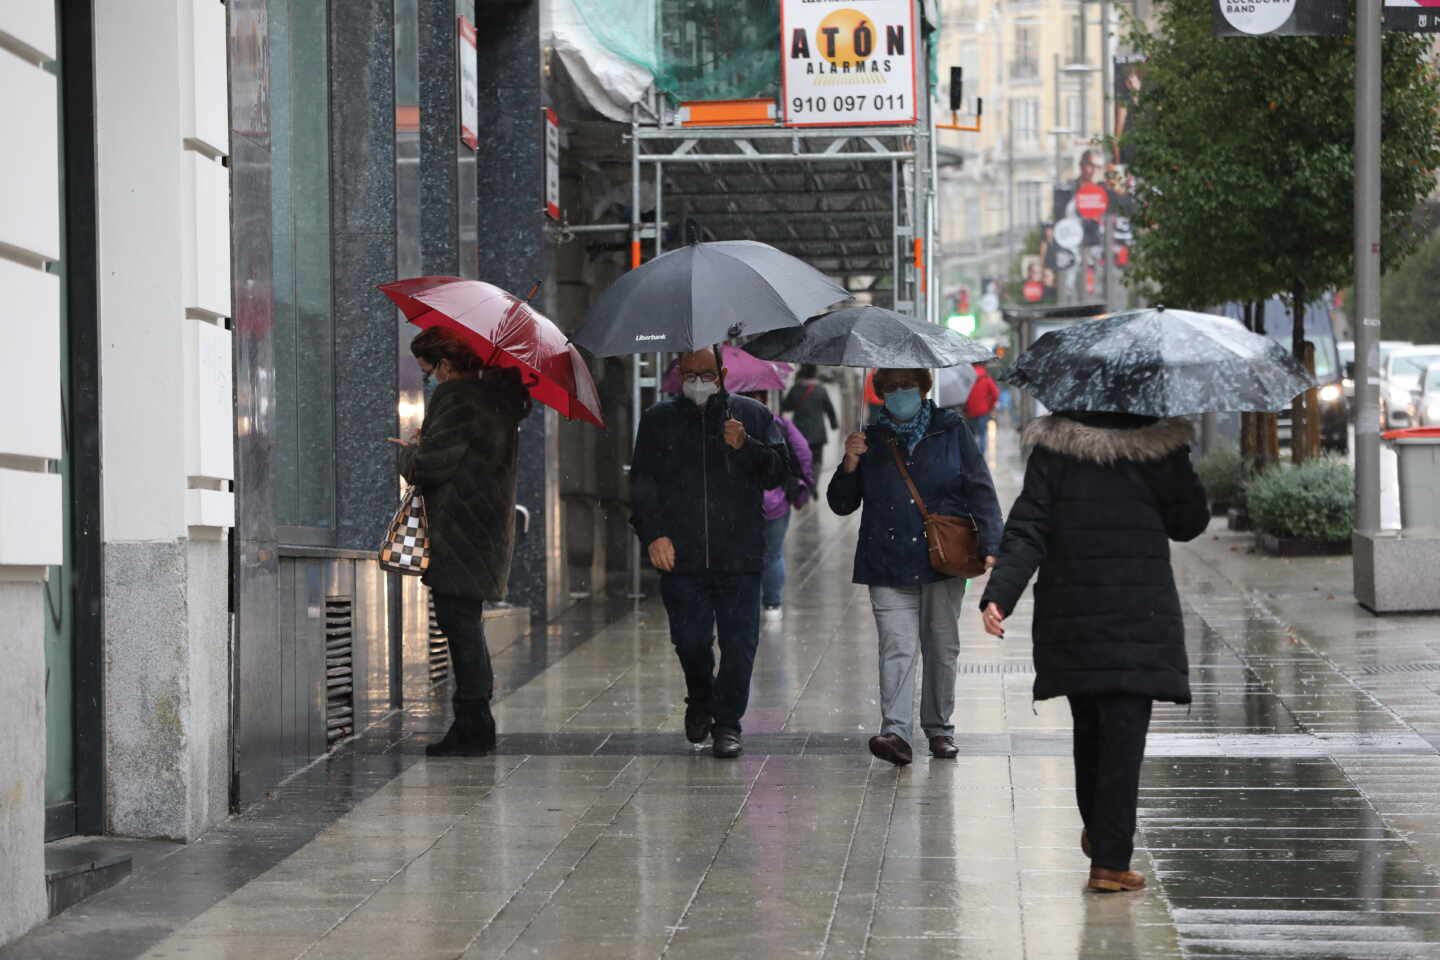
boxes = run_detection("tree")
[1122,0,1440,457]
[1380,230,1440,344]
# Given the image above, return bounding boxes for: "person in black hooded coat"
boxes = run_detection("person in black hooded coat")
[979,411,1209,893]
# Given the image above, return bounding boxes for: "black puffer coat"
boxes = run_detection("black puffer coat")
[979,413,1210,704]
[400,373,528,603]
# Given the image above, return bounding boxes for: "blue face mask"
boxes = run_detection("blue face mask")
[884,387,923,421]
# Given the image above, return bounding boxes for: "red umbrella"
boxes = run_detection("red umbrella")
[379,276,604,429]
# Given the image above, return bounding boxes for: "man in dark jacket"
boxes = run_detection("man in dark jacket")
[979,412,1209,892]
[630,347,788,758]
[782,365,839,469]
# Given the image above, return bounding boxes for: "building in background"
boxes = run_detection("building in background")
[934,0,1118,325]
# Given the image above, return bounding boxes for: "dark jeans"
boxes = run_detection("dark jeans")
[968,415,990,456]
[659,572,762,731]
[809,442,825,473]
[762,514,790,608]
[432,592,494,720]
[1068,693,1153,872]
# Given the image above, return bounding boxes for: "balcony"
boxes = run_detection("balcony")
[1009,58,1041,82]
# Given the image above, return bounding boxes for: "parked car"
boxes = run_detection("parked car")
[1383,345,1440,429]
[1409,361,1440,428]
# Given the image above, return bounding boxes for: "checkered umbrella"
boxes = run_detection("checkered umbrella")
[379,277,604,428]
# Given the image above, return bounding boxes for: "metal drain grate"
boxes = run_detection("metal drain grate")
[427,594,450,686]
[324,597,355,743]
[955,662,1036,675]
[1359,662,1440,675]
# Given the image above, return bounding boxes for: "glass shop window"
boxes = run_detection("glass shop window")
[269,0,336,533]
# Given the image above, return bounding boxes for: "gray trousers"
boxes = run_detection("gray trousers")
[868,579,966,741]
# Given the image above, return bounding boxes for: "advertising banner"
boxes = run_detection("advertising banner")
[1212,0,1347,35]
[458,15,479,150]
[781,0,917,127]
[545,108,561,221]
[1383,0,1440,31]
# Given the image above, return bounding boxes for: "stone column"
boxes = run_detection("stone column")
[93,0,234,841]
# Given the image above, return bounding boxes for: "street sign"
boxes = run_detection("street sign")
[1054,217,1084,250]
[781,0,917,127]
[1383,0,1440,31]
[1076,184,1108,222]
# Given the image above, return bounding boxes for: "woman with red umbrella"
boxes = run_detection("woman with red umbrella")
[396,327,532,757]
[380,275,603,758]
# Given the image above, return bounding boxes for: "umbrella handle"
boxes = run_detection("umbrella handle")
[524,280,541,302]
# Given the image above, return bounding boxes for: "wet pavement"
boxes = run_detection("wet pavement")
[9,433,1440,959]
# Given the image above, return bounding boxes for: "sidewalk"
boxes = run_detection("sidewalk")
[7,431,1440,959]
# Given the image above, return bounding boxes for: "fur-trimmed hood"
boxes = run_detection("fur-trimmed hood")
[1023,414,1193,465]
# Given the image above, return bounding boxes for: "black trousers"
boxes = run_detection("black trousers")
[1067,693,1153,872]
[659,572,762,732]
[432,592,494,719]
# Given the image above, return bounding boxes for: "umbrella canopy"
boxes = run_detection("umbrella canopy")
[379,276,605,428]
[746,305,996,369]
[659,346,791,395]
[572,241,849,357]
[1005,307,1318,417]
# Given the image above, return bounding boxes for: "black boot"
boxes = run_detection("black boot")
[426,705,496,757]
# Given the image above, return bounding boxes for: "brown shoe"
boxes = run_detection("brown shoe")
[868,733,913,766]
[1081,828,1091,858]
[1088,867,1145,893]
[929,735,959,760]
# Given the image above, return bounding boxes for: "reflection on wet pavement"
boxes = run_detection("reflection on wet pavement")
[7,438,1440,959]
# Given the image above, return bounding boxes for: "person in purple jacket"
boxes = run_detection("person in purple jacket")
[745,391,814,621]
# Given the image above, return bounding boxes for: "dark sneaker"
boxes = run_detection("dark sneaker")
[868,733,913,766]
[712,726,743,759]
[684,698,713,744]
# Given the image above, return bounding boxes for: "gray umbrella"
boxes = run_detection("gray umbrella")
[1006,307,1318,417]
[745,305,996,368]
[572,241,849,357]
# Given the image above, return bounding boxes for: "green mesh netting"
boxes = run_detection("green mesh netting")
[571,0,782,103]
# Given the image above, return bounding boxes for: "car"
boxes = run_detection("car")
[1383,345,1440,429]
[1339,339,1412,407]
[1410,360,1440,428]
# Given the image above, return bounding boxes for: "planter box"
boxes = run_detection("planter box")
[1257,533,1352,557]
[1227,507,1251,532]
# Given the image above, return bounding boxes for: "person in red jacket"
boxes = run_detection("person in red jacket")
[965,363,1001,456]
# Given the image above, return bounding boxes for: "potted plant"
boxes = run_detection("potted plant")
[1246,457,1354,556]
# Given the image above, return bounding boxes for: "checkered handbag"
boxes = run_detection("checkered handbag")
[379,485,430,575]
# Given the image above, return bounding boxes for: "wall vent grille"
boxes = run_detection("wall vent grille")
[325,597,355,743]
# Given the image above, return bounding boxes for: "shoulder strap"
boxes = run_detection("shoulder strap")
[887,437,931,519]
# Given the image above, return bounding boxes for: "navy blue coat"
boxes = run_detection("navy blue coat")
[827,405,1004,587]
[630,392,788,575]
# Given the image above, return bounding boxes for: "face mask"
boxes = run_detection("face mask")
[683,380,720,407]
[884,387,923,421]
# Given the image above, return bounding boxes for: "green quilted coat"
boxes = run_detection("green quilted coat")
[400,375,525,602]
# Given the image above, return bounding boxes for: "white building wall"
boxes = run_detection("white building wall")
[93,0,233,842]
[0,2,63,944]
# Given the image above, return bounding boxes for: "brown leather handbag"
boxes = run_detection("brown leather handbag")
[887,439,987,579]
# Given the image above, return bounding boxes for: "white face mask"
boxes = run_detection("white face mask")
[682,379,720,406]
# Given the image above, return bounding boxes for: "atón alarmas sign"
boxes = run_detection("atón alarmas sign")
[782,0,917,127]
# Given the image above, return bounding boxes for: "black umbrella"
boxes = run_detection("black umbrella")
[1006,307,1318,417]
[745,305,996,368]
[572,241,849,357]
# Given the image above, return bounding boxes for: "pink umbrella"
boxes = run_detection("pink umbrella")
[661,345,793,395]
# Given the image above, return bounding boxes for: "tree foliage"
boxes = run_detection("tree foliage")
[1122,0,1440,312]
[1380,229,1440,343]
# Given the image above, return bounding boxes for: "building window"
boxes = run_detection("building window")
[1011,97,1040,144]
[269,0,336,532]
[1068,14,1086,64]
[1011,25,1039,81]
[1066,93,1084,139]
[965,196,982,240]
[1018,182,1044,227]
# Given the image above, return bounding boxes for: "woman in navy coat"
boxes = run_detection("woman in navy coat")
[828,368,1004,766]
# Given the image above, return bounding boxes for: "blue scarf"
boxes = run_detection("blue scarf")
[879,400,933,453]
